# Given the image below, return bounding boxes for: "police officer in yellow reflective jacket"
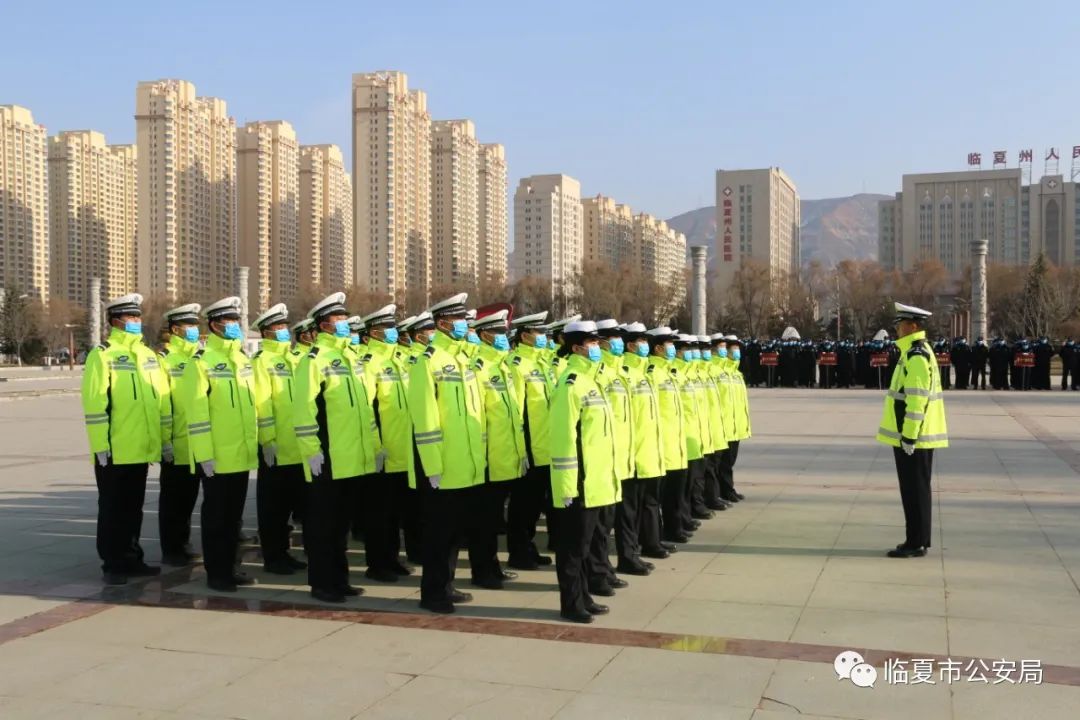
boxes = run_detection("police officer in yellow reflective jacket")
[506,311,555,569]
[717,334,750,504]
[81,294,169,585]
[697,334,730,513]
[645,326,687,549]
[359,304,415,582]
[293,292,384,603]
[157,303,203,567]
[674,335,711,531]
[409,293,486,614]
[251,303,308,576]
[877,303,948,558]
[549,321,620,623]
[178,296,260,592]
[287,318,315,370]
[468,307,527,589]
[618,322,665,571]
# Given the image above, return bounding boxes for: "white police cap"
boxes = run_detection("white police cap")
[564,320,599,336]
[347,315,364,331]
[164,303,201,325]
[105,293,144,317]
[408,311,436,331]
[362,304,396,327]
[645,325,676,338]
[428,292,468,317]
[894,302,932,321]
[252,303,288,330]
[203,296,242,321]
[308,292,347,320]
[620,322,647,334]
[512,311,549,329]
[709,332,727,341]
[544,314,581,333]
[291,318,315,334]
[595,318,620,332]
[472,308,510,331]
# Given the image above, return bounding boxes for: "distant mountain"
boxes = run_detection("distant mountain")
[668,193,890,267]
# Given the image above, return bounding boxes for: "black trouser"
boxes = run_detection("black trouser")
[468,480,510,583]
[397,475,422,563]
[364,470,406,572]
[552,499,597,615]
[703,453,723,506]
[507,464,549,563]
[893,447,933,549]
[587,504,616,587]
[417,477,467,604]
[661,468,689,539]
[159,460,199,557]
[200,470,249,584]
[257,459,304,564]
[95,461,149,574]
[688,458,708,516]
[718,441,740,497]
[615,477,648,567]
[640,476,664,551]
[306,473,357,592]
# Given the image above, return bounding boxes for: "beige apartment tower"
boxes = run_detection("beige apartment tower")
[299,144,353,292]
[136,79,236,301]
[352,71,431,303]
[511,174,583,297]
[48,131,137,306]
[0,105,49,301]
[430,120,479,289]
[583,195,634,267]
[477,143,508,283]
[714,167,800,287]
[237,121,300,313]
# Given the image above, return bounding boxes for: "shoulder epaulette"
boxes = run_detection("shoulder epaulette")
[408,355,418,365]
[158,347,169,357]
[193,349,205,359]
[474,357,485,370]
[512,356,522,366]
[908,342,930,360]
[563,372,577,386]
[424,345,436,359]
[307,346,320,359]
[362,353,373,362]
[646,365,654,373]
[253,349,263,359]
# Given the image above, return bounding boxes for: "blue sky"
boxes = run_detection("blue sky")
[4,0,1079,218]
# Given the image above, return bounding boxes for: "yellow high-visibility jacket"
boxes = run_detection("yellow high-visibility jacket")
[623,353,665,479]
[877,331,948,449]
[252,338,302,466]
[507,342,553,467]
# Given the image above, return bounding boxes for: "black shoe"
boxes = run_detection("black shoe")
[390,562,412,576]
[692,509,714,520]
[498,569,519,581]
[608,577,629,589]
[687,519,702,530]
[589,583,615,597]
[721,493,741,503]
[665,533,691,544]
[471,576,503,590]
[533,554,553,566]
[420,598,455,614]
[706,502,729,512]
[617,562,651,576]
[560,609,594,624]
[311,588,346,603]
[161,552,195,567]
[660,541,678,552]
[103,572,127,586]
[886,546,927,558]
[365,567,399,583]
[640,560,655,571]
[285,554,308,570]
[338,584,363,596]
[734,492,745,501]
[586,602,610,615]
[263,559,296,575]
[181,544,203,562]
[208,577,238,592]
[449,589,473,604]
[126,563,161,577]
[507,556,539,570]
[641,547,670,560]
[237,531,252,543]
[232,572,256,586]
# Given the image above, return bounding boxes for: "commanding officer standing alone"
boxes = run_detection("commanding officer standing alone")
[81,294,169,585]
[876,303,948,558]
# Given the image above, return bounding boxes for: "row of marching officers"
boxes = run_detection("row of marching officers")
[80,291,751,623]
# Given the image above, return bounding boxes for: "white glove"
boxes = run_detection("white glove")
[96,451,110,467]
[429,474,441,489]
[374,449,387,473]
[262,443,277,467]
[200,459,216,477]
[563,496,574,508]
[308,452,324,477]
[520,457,530,476]
[162,444,174,463]
[901,441,915,456]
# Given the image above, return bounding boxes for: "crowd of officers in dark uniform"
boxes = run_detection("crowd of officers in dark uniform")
[81,291,753,624]
[741,335,1079,391]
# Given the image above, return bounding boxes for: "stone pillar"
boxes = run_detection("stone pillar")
[691,245,708,335]
[970,239,988,341]
[88,278,102,345]
[235,266,250,332]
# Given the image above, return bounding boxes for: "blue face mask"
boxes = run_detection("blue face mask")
[123,319,142,335]
[664,345,676,361]
[351,333,361,345]
[274,328,290,343]
[587,345,602,363]
[534,334,548,350]
[493,334,510,352]
[450,319,468,340]
[466,330,481,345]
[608,338,625,356]
[682,350,694,362]
[183,326,200,343]
[702,350,712,360]
[732,349,742,361]
[692,349,702,360]
[333,320,350,338]
[222,322,242,340]
[382,327,399,344]
[635,343,650,357]
[718,348,728,359]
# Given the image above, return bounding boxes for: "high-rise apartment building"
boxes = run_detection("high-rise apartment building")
[135,79,236,301]
[299,144,353,292]
[48,131,137,305]
[0,105,49,301]
[352,71,431,303]
[714,167,800,286]
[878,169,1079,272]
[583,195,634,267]
[511,174,583,297]
[430,120,479,289]
[237,121,299,312]
[477,143,508,283]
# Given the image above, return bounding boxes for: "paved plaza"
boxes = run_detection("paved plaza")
[1,382,1080,718]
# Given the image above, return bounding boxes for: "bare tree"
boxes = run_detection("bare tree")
[727,258,773,338]
[1,289,41,365]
